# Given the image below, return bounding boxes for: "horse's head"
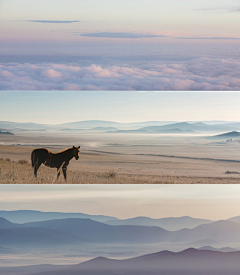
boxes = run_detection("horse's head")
[72,146,80,160]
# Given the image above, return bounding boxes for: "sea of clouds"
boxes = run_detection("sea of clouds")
[0,57,240,90]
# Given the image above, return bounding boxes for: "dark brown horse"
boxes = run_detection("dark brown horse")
[31,146,80,181]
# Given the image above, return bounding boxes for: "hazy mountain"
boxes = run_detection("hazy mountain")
[105,216,213,231]
[27,248,240,275]
[198,246,238,252]
[0,210,118,224]
[138,122,233,133]
[108,128,195,134]
[107,129,147,133]
[22,218,170,244]
[0,121,49,130]
[58,120,121,129]
[169,220,240,243]
[2,120,240,133]
[22,218,240,244]
[207,131,240,140]
[0,130,14,135]
[0,217,20,229]
[58,120,181,130]
[228,215,240,223]
[0,227,78,247]
[0,217,237,246]
[216,122,240,129]
[1,216,240,247]
[191,122,207,127]
[139,122,195,131]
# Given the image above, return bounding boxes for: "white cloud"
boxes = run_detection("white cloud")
[0,58,240,90]
[42,69,62,78]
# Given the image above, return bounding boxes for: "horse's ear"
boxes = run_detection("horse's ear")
[72,146,74,149]
[78,146,80,149]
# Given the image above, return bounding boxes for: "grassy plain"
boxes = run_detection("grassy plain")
[1,132,240,183]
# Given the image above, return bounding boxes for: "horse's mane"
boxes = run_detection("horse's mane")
[58,147,73,154]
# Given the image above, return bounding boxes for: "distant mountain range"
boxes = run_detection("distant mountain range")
[2,211,240,275]
[5,248,240,275]
[0,210,117,224]
[0,211,214,231]
[107,127,195,134]
[136,122,232,133]
[1,120,240,134]
[1,216,240,247]
[0,121,50,130]
[105,216,213,231]
[207,131,240,140]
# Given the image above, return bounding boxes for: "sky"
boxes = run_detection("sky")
[1,184,240,220]
[0,0,240,90]
[1,91,240,124]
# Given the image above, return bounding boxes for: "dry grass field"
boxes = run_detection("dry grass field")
[0,157,176,184]
[1,156,240,184]
[1,133,240,184]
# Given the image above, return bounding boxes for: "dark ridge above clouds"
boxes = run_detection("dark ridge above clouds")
[26,20,80,24]
[79,32,169,39]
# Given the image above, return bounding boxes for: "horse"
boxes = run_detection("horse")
[31,146,80,181]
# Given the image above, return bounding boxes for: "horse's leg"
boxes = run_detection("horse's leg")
[34,162,41,177]
[62,167,67,181]
[57,167,61,180]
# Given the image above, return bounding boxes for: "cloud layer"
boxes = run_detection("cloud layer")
[79,32,168,39]
[1,58,240,90]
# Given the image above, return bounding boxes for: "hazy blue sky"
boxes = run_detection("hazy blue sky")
[0,1,240,90]
[1,184,240,220]
[1,91,240,124]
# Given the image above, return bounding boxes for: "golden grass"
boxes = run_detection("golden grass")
[0,157,173,184]
[1,158,239,184]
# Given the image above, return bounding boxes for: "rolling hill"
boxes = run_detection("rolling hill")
[26,248,240,275]
[105,216,213,231]
[0,130,14,135]
[0,227,78,247]
[207,131,240,140]
[0,210,117,224]
[21,218,240,244]
[1,217,240,247]
[22,218,170,244]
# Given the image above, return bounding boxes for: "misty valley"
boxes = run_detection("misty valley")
[1,210,240,274]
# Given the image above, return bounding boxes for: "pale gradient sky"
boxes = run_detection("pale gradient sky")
[1,0,240,42]
[0,1,240,90]
[1,91,240,124]
[1,185,240,220]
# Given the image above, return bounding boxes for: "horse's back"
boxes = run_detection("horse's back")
[31,148,49,167]
[32,148,49,156]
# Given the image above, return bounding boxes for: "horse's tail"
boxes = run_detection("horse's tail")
[31,150,37,168]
